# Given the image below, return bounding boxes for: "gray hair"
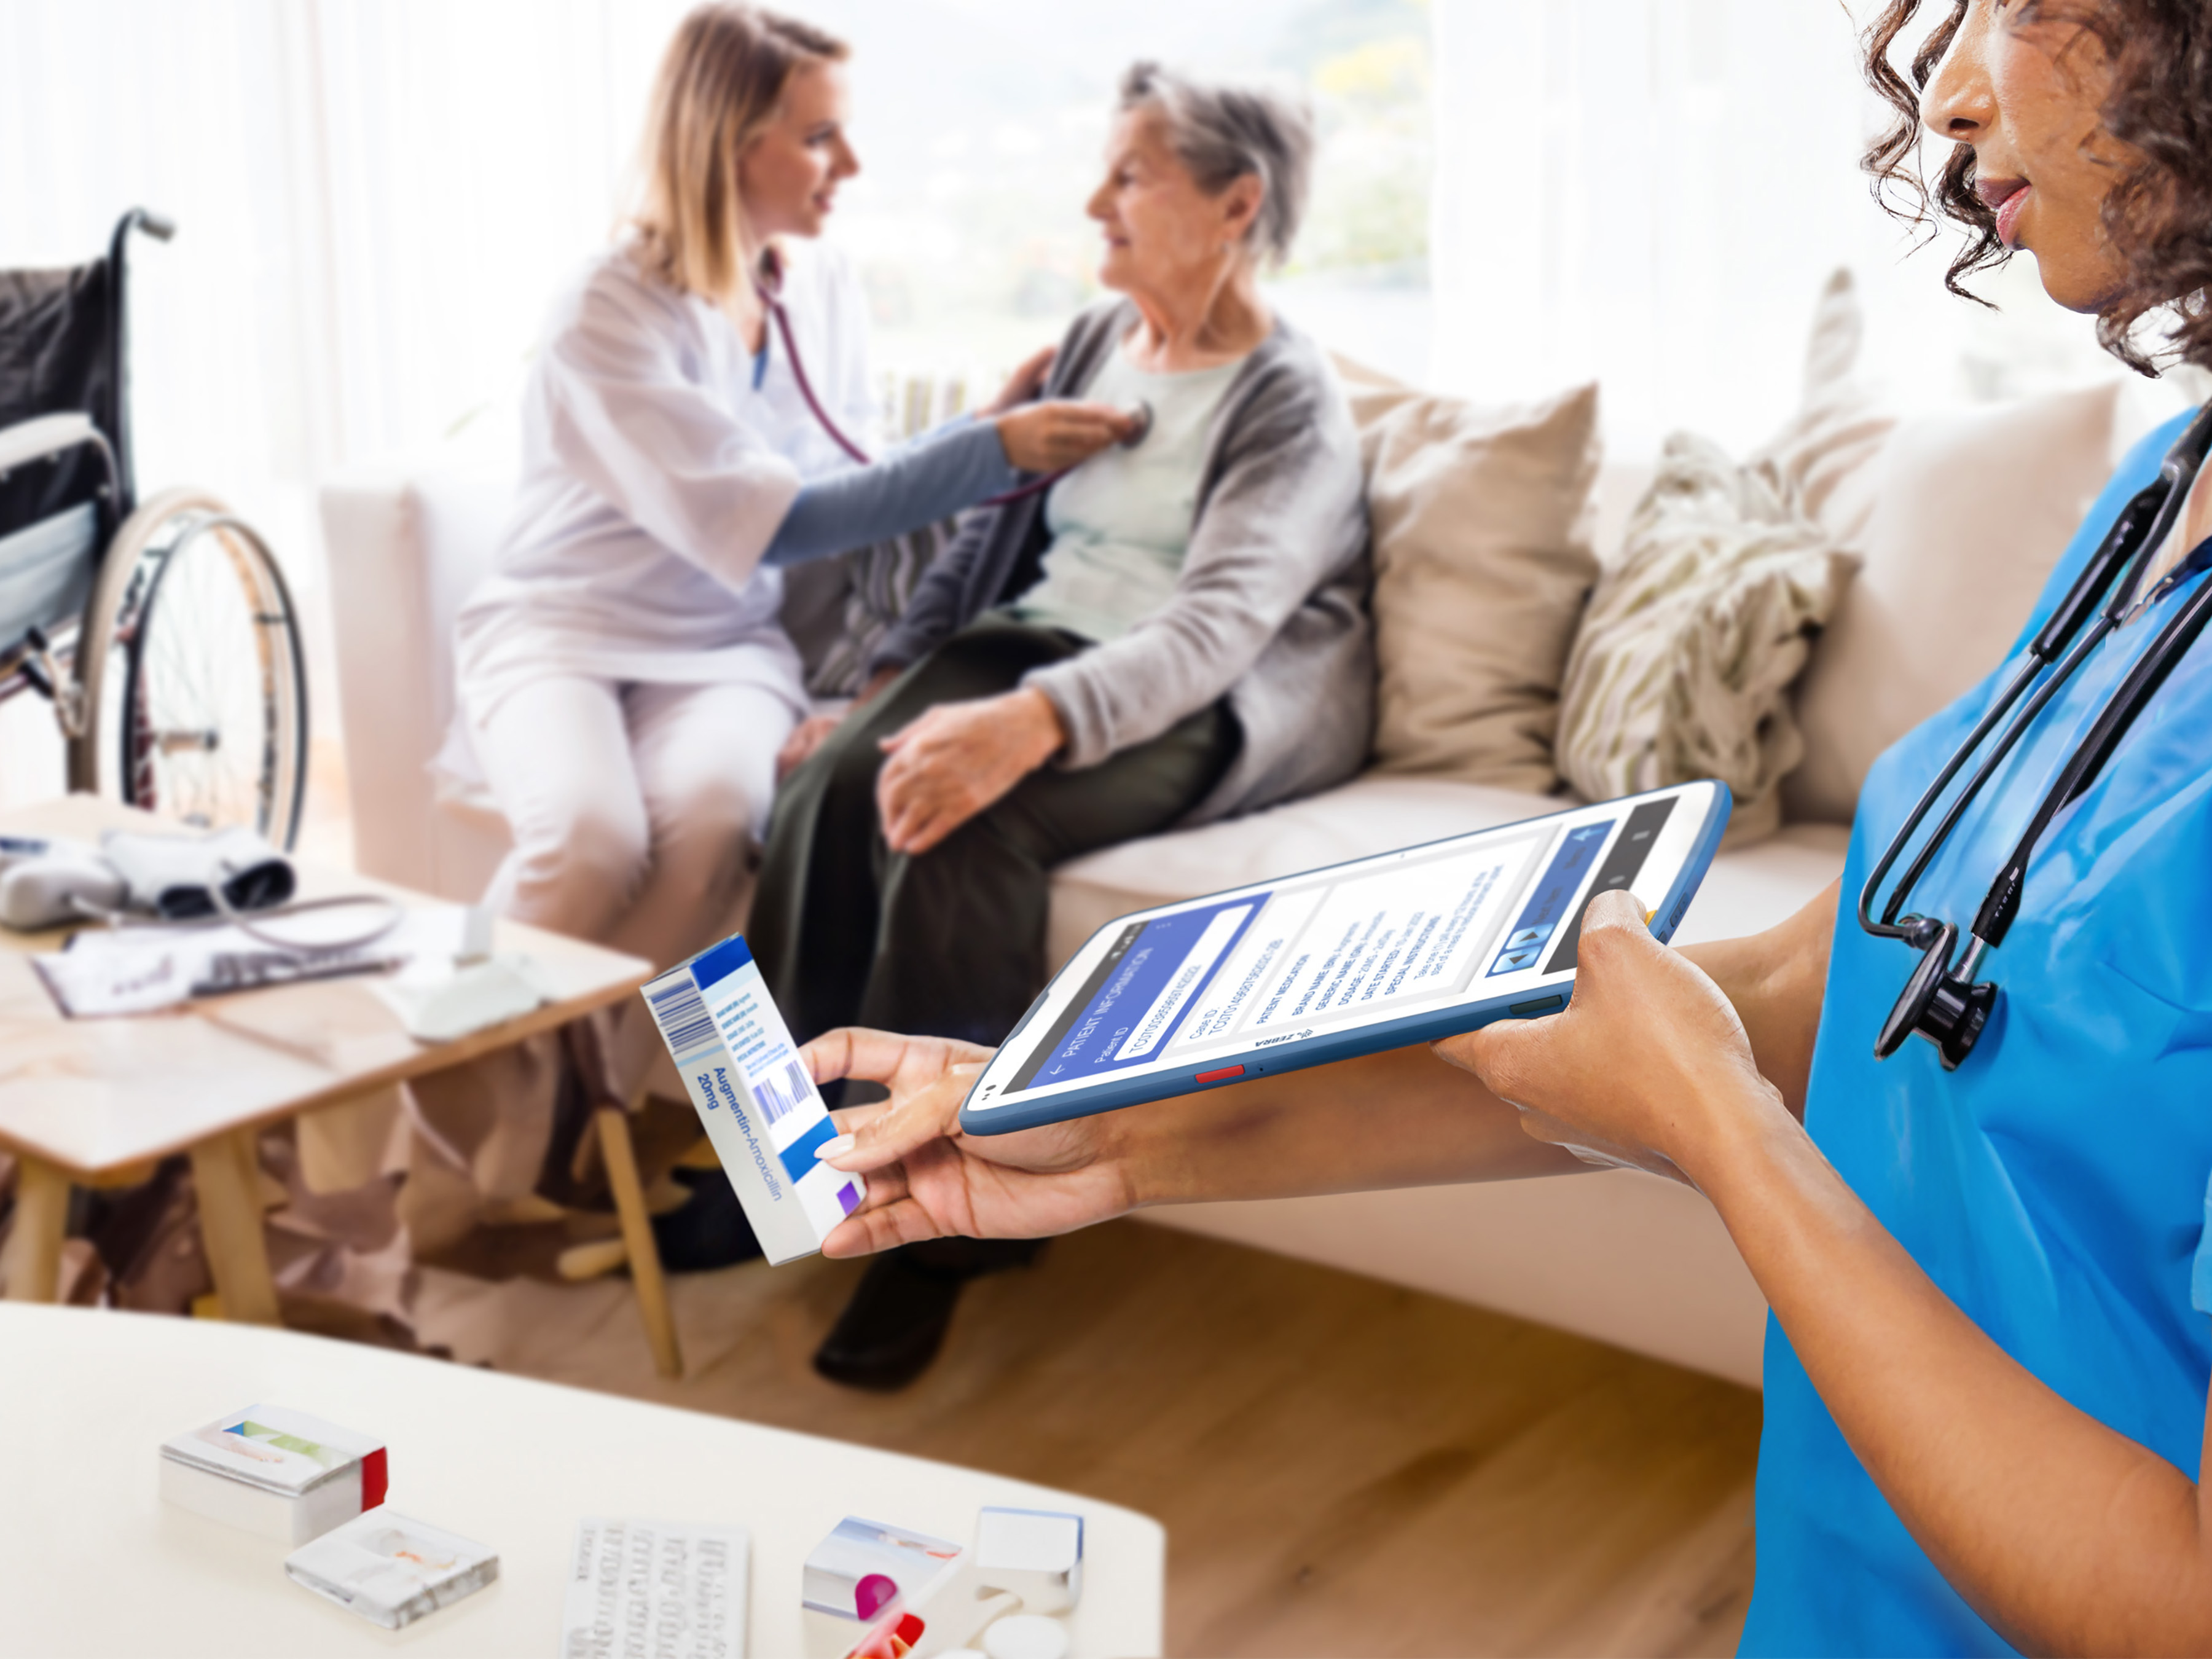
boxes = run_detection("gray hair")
[1118,61,1314,267]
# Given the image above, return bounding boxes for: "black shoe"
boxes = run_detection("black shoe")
[812,1239,1045,1391]
[649,1167,765,1273]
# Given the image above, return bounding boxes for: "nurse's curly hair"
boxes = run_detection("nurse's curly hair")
[1863,0,2212,374]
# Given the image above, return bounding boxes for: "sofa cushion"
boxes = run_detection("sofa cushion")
[1047,774,1846,970]
[1352,380,1602,795]
[1781,380,2122,825]
[1749,269,1896,552]
[1556,434,1857,845]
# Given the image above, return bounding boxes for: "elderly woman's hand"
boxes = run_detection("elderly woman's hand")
[875,688,1065,855]
[1432,889,1787,1187]
[804,1027,1136,1255]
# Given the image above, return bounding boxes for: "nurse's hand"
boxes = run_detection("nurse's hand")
[776,713,842,782]
[994,400,1139,474]
[875,688,1065,855]
[803,1028,1136,1255]
[979,346,1056,417]
[1433,889,1785,1186]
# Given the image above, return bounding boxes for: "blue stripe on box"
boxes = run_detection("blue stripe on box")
[691,934,754,992]
[780,1115,837,1186]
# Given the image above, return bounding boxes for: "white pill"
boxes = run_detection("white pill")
[982,1614,1070,1659]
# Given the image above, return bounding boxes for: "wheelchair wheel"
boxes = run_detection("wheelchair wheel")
[68,488,308,849]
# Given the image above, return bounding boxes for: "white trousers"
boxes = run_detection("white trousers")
[474,674,794,963]
[401,673,798,1250]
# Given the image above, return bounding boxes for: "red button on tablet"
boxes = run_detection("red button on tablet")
[1194,1065,1245,1084]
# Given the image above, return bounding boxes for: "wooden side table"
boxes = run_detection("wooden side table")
[0,796,681,1371]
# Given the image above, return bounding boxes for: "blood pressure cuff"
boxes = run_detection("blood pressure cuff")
[100,826,294,919]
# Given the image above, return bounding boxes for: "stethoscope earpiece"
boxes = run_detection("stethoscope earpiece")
[1875,919,1997,1071]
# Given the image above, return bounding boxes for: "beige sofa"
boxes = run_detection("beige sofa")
[321,358,2144,1388]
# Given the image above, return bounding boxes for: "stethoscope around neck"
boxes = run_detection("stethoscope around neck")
[1862,399,2212,1070]
[749,249,1150,508]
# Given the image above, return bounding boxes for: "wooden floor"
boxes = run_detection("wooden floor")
[404,1216,1762,1657]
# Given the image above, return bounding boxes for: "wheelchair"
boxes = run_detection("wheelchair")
[0,209,307,847]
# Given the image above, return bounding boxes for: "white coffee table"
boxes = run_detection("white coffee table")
[0,1304,1164,1657]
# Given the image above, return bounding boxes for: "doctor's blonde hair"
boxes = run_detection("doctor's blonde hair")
[630,4,849,305]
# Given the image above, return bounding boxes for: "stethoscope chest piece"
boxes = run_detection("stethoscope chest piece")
[1875,919,1997,1071]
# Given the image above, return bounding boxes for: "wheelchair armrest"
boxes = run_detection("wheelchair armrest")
[0,412,102,476]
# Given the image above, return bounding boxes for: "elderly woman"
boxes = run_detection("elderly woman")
[747,61,1371,1387]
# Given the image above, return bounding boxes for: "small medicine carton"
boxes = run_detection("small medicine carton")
[801,1517,968,1659]
[159,1404,386,1545]
[284,1508,498,1630]
[641,933,865,1265]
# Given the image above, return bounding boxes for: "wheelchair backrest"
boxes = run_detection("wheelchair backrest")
[0,256,124,541]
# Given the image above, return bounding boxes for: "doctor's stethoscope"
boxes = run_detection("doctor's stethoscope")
[750,254,1151,505]
[1864,399,2212,1070]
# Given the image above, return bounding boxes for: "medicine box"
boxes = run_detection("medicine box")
[284,1508,498,1630]
[973,1507,1083,1614]
[159,1404,386,1544]
[801,1516,967,1658]
[641,934,865,1265]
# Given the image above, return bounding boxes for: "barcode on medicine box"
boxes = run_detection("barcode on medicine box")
[646,977,718,1059]
[750,1060,814,1127]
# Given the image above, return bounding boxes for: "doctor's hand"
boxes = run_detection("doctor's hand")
[993,399,1139,474]
[1431,889,1786,1188]
[979,346,1056,417]
[775,714,842,782]
[802,1027,1137,1256]
[875,688,1065,855]
[775,667,906,783]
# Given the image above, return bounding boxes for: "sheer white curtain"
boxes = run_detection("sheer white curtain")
[0,0,690,492]
[1426,0,2120,457]
[0,0,689,809]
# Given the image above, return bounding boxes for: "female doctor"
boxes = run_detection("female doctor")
[793,3,2212,1651]
[438,1,1131,1215]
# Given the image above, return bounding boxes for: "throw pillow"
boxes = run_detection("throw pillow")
[1355,378,1603,794]
[1780,380,2122,824]
[1749,268,1897,551]
[1556,434,1858,844]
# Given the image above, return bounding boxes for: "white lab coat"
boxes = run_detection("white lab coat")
[454,238,878,721]
[407,240,880,1253]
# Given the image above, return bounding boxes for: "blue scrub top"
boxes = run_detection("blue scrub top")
[1742,409,2212,1657]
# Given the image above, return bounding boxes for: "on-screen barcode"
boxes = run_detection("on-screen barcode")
[646,978,717,1057]
[750,1059,815,1126]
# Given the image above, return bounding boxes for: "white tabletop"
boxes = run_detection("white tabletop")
[0,1305,1164,1657]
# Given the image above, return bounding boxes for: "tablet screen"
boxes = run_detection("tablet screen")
[970,783,1717,1116]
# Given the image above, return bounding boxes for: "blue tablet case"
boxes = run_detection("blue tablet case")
[959,783,1732,1135]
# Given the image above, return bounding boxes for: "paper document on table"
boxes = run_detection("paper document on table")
[33,904,470,1018]
[561,1516,749,1659]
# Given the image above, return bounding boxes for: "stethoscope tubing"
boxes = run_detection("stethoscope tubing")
[1861,399,2212,952]
[1973,548,2212,945]
[756,274,1070,509]
[1868,616,2113,933]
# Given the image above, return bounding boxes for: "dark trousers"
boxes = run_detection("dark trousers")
[751,614,1238,1049]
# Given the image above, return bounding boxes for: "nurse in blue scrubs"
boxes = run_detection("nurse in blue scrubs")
[791,1,2212,1650]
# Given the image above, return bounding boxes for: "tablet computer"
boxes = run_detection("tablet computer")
[958,780,1731,1136]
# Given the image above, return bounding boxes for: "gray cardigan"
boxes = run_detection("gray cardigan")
[871,301,1374,828]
